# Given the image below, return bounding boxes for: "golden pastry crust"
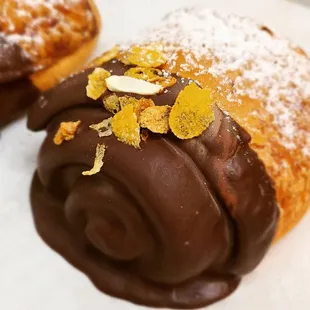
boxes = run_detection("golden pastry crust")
[118,8,310,240]
[0,0,97,67]
[0,0,100,90]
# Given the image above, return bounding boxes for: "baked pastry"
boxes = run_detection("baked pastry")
[0,36,39,126]
[28,8,309,309]
[0,0,100,126]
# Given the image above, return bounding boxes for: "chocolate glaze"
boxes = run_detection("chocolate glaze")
[0,36,39,127]
[28,60,279,308]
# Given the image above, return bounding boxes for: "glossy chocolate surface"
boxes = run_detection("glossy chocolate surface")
[0,36,39,126]
[28,60,279,309]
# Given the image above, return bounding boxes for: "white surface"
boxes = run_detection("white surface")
[0,0,310,309]
[289,0,310,7]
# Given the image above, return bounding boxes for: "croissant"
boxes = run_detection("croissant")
[28,7,309,309]
[0,0,100,126]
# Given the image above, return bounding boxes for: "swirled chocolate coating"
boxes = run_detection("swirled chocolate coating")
[0,36,39,127]
[28,60,279,309]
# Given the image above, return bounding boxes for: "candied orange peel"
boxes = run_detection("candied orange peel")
[126,46,166,68]
[124,67,177,89]
[119,96,139,110]
[103,94,120,114]
[89,117,113,137]
[118,51,131,65]
[169,83,215,139]
[118,96,155,119]
[89,46,119,67]
[157,76,177,88]
[134,98,155,120]
[140,106,171,134]
[82,144,107,176]
[53,121,81,145]
[111,104,141,148]
[124,67,163,82]
[86,68,111,100]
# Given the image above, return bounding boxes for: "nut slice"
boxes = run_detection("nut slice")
[105,76,163,95]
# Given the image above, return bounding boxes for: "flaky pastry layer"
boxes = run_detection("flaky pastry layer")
[119,8,310,239]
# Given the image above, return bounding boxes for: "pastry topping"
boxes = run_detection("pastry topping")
[111,104,141,148]
[125,67,163,82]
[158,76,177,88]
[103,94,121,114]
[118,97,155,119]
[118,96,139,110]
[124,67,177,89]
[86,68,111,100]
[140,106,171,134]
[121,8,310,153]
[169,83,215,139]
[53,121,81,145]
[118,51,131,65]
[89,118,113,137]
[82,144,106,176]
[89,46,120,67]
[134,98,155,120]
[126,46,166,68]
[105,76,163,95]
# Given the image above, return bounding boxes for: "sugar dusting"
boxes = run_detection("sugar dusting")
[122,8,310,156]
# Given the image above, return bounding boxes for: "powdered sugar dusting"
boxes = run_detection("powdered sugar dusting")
[122,8,310,156]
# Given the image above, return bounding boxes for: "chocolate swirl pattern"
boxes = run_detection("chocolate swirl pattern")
[28,60,279,309]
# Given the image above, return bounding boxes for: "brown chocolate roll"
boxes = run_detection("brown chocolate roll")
[28,59,279,308]
[28,6,310,309]
[0,36,39,126]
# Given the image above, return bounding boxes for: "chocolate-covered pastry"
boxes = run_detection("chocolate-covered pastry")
[28,58,279,308]
[0,36,39,126]
[28,7,310,309]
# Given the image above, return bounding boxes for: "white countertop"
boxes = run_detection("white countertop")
[289,0,310,7]
[0,1,310,309]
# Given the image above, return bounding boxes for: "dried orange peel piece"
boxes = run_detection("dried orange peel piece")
[140,106,171,134]
[111,104,141,148]
[118,51,131,65]
[119,96,139,110]
[89,45,120,67]
[89,118,113,137]
[86,68,111,100]
[126,46,166,68]
[82,144,107,176]
[134,98,155,120]
[103,94,120,114]
[124,67,163,82]
[118,96,155,120]
[169,83,215,139]
[157,76,177,88]
[53,121,81,145]
[124,67,177,89]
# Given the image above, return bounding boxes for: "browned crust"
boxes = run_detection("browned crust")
[30,31,99,90]
[30,0,101,90]
[116,43,310,242]
[0,0,101,91]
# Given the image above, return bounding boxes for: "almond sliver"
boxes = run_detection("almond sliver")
[105,76,163,95]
